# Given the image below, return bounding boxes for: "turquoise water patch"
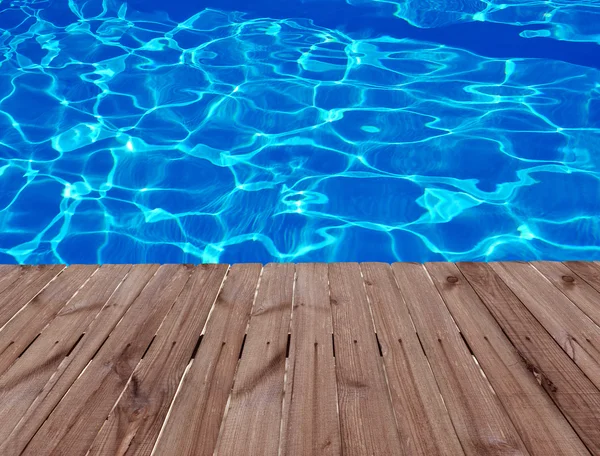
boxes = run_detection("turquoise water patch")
[0,1,598,264]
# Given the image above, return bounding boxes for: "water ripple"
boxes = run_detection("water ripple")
[343,0,600,43]
[0,1,598,264]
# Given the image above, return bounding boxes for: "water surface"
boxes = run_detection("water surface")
[0,0,598,263]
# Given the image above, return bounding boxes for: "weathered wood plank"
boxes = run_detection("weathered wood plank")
[0,264,64,327]
[361,262,463,456]
[565,262,600,293]
[426,262,589,455]
[533,261,600,328]
[0,264,99,376]
[391,263,528,455]
[0,264,128,442]
[490,262,600,391]
[152,264,262,456]
[280,356,294,456]
[0,260,597,455]
[88,264,228,456]
[0,265,30,296]
[22,264,192,456]
[328,263,402,456]
[281,263,341,456]
[215,263,294,455]
[0,264,160,455]
[459,262,600,455]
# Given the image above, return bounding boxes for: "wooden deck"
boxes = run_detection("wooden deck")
[0,262,599,455]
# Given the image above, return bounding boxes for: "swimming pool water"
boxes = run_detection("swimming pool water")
[0,0,598,264]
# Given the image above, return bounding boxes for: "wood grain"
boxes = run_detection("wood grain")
[152,264,262,456]
[88,264,228,456]
[0,264,160,455]
[426,262,589,455]
[0,264,64,327]
[490,262,600,391]
[0,264,127,442]
[0,264,99,376]
[533,261,600,327]
[0,261,596,455]
[215,263,294,455]
[459,262,600,455]
[22,264,192,456]
[0,265,31,296]
[564,261,600,293]
[361,262,463,456]
[328,263,402,456]
[282,263,341,456]
[391,262,528,455]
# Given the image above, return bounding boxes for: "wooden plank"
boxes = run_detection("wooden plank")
[0,264,128,441]
[391,263,528,455]
[0,265,29,296]
[87,264,228,456]
[490,262,600,391]
[458,262,600,455]
[152,263,262,456]
[361,263,463,456]
[215,263,294,455]
[281,263,341,456]
[533,261,600,327]
[279,355,294,455]
[328,263,402,456]
[0,264,160,455]
[565,261,600,293]
[426,262,589,455]
[22,264,192,456]
[0,264,98,376]
[2,260,599,456]
[0,264,64,327]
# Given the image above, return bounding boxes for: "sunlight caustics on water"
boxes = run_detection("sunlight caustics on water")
[0,0,598,264]
[344,0,600,43]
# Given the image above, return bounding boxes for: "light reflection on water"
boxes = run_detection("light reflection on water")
[341,0,600,43]
[0,1,598,264]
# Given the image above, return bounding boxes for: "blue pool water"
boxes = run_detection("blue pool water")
[0,0,598,264]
